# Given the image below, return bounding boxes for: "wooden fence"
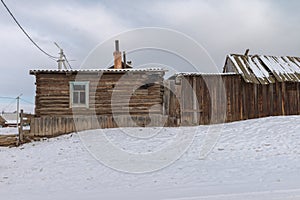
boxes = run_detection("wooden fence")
[165,74,300,125]
[28,114,166,137]
[19,110,33,143]
[0,110,32,147]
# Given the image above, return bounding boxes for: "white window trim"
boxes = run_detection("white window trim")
[69,81,89,108]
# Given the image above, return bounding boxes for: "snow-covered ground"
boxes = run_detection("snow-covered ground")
[0,116,300,200]
[0,127,18,135]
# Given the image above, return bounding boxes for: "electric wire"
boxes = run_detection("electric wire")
[64,55,73,69]
[20,98,34,105]
[0,99,16,113]
[0,96,16,100]
[0,0,59,59]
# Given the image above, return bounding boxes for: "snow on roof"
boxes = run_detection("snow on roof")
[1,113,18,124]
[168,72,237,80]
[174,72,237,76]
[225,54,300,84]
[29,68,165,75]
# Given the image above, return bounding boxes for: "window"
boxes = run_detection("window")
[69,81,89,108]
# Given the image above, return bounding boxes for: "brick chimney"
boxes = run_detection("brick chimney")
[113,40,122,69]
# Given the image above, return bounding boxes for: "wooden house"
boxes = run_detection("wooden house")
[30,68,165,117]
[30,41,165,122]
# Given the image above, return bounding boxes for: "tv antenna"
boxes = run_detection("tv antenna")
[54,42,73,70]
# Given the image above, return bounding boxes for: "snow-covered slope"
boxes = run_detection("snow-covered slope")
[0,116,300,200]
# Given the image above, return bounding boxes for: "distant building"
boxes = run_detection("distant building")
[0,115,6,127]
[0,113,18,127]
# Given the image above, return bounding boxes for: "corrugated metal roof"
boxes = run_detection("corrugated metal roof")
[29,68,165,75]
[225,54,300,84]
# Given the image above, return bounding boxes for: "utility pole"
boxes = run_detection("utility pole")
[16,94,22,127]
[57,47,67,70]
[16,94,22,145]
[54,42,69,70]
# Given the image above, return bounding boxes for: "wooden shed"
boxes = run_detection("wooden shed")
[0,113,19,127]
[29,68,165,118]
[165,53,300,126]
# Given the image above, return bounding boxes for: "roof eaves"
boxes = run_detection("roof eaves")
[29,68,166,75]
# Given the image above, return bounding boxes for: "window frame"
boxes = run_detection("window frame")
[69,81,89,108]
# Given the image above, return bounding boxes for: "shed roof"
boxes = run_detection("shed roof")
[29,68,165,75]
[168,72,237,80]
[224,54,300,84]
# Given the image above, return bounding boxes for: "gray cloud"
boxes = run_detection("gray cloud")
[0,0,299,112]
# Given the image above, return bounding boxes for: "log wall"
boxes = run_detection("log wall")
[33,71,164,117]
[0,135,18,147]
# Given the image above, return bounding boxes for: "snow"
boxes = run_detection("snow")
[284,57,300,74]
[248,56,270,80]
[0,116,300,200]
[0,127,18,135]
[174,72,237,76]
[259,56,295,81]
[229,54,300,83]
[238,56,265,79]
[228,55,244,74]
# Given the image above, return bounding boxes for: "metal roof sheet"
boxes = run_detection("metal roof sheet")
[225,54,300,84]
[29,68,165,75]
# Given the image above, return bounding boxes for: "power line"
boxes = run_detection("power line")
[0,98,16,113]
[0,0,59,59]
[64,55,73,69]
[20,98,34,105]
[0,96,16,100]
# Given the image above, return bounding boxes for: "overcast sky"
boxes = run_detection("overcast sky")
[0,0,300,112]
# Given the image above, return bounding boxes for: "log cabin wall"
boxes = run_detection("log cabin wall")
[30,69,165,118]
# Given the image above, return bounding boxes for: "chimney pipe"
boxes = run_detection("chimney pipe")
[123,51,126,68]
[115,40,119,51]
[244,49,250,56]
[113,40,122,69]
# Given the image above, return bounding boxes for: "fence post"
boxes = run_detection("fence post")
[18,109,24,145]
[192,76,198,124]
